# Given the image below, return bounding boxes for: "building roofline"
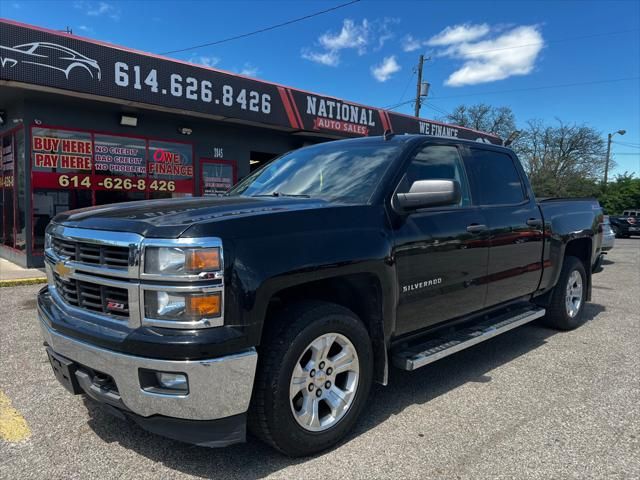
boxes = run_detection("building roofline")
[0,17,500,141]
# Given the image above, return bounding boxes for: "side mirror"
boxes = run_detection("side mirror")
[396,179,461,211]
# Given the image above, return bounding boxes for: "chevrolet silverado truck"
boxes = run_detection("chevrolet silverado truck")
[38,135,604,457]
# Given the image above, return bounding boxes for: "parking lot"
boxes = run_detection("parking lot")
[1,239,638,479]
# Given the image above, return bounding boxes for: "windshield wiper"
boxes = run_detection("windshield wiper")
[251,192,311,198]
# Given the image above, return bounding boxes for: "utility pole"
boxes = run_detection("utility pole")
[604,133,612,188]
[414,54,424,118]
[604,129,626,189]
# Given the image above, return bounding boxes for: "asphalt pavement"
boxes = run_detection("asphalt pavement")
[1,239,638,479]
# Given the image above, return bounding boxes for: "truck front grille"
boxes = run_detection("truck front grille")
[53,272,130,318]
[52,237,129,269]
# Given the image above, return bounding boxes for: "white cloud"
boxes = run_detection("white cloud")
[319,19,370,54]
[302,49,341,67]
[77,25,94,34]
[79,1,120,20]
[375,17,399,50]
[240,63,259,77]
[401,23,488,53]
[302,17,398,66]
[371,55,401,82]
[402,34,422,52]
[425,24,544,87]
[188,55,220,68]
[426,23,490,46]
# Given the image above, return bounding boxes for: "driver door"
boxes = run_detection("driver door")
[392,143,490,335]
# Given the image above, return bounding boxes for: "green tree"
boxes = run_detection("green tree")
[514,119,607,197]
[597,173,640,214]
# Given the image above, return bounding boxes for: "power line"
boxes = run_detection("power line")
[384,76,639,110]
[384,99,414,111]
[429,76,640,100]
[160,0,360,55]
[425,102,451,117]
[613,141,640,149]
[397,70,416,105]
[613,142,640,150]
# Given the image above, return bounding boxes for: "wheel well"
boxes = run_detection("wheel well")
[564,237,593,300]
[535,236,594,308]
[564,237,592,271]
[263,274,387,384]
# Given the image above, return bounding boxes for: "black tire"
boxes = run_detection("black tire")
[543,256,587,330]
[248,301,373,457]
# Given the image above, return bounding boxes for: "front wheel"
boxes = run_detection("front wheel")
[248,301,373,457]
[543,256,587,330]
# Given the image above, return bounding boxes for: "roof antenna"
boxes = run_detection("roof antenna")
[383,129,395,141]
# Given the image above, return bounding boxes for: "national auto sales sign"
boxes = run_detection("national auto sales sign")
[306,96,377,136]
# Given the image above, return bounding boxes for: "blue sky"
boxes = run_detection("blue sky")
[3,0,639,175]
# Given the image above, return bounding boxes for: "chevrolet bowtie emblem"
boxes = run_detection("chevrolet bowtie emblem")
[54,261,73,281]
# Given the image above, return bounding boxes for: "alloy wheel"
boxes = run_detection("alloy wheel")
[565,270,583,318]
[289,333,359,432]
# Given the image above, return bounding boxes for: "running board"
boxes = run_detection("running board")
[392,306,546,371]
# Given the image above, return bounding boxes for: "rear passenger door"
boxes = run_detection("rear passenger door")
[462,147,544,307]
[393,144,490,335]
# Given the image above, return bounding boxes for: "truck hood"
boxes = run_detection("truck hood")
[53,196,329,238]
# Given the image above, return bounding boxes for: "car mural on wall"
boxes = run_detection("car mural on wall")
[0,42,101,80]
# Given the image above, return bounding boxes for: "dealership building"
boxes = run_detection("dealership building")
[0,18,500,267]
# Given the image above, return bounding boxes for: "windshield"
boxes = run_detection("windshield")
[228,141,400,203]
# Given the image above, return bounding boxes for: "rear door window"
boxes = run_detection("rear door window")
[465,148,525,206]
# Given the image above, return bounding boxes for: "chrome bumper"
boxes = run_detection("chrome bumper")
[38,312,257,421]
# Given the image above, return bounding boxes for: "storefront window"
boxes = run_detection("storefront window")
[33,190,93,252]
[148,140,194,199]
[31,127,94,190]
[2,134,15,247]
[94,134,147,206]
[31,127,94,252]
[201,160,236,196]
[15,130,26,251]
[29,126,195,253]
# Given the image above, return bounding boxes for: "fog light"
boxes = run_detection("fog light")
[156,372,188,391]
[139,368,189,394]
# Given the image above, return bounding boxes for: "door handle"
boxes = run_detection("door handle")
[466,224,488,233]
[526,218,543,227]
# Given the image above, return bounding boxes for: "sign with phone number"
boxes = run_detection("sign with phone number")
[31,172,191,193]
[1,20,501,144]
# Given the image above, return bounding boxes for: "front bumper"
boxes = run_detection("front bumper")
[39,304,258,445]
[602,232,615,252]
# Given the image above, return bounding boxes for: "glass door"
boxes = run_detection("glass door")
[200,159,237,196]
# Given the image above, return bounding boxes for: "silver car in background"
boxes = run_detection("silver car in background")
[602,215,615,252]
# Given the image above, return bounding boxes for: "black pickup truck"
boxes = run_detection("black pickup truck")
[38,135,604,456]
[609,209,640,237]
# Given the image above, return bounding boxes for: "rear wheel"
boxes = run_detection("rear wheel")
[249,301,373,457]
[543,256,587,330]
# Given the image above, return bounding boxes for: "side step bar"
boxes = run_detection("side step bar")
[392,306,546,371]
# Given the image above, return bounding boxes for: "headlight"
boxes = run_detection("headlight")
[144,290,222,324]
[44,232,52,250]
[144,247,221,275]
